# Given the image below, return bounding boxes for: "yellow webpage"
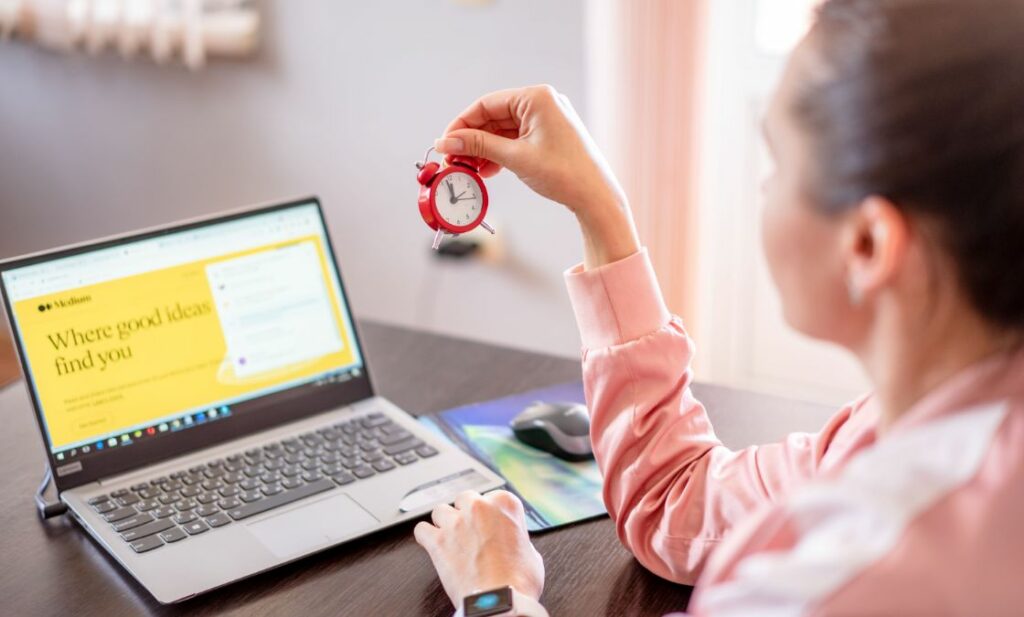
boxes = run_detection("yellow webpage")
[12,236,357,450]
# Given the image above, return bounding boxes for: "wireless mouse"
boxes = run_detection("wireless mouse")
[510,401,593,462]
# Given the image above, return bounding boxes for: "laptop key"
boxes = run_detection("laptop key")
[129,535,164,553]
[352,466,376,479]
[137,488,161,500]
[371,459,396,472]
[121,518,174,542]
[382,439,425,456]
[87,495,110,506]
[362,414,392,428]
[94,501,118,514]
[112,513,155,532]
[136,499,160,511]
[103,507,138,523]
[415,445,438,458]
[174,499,198,511]
[239,490,263,503]
[116,494,140,507]
[196,493,218,505]
[152,506,176,519]
[219,497,241,510]
[201,479,223,491]
[227,478,336,521]
[394,452,418,466]
[131,482,150,491]
[379,430,413,446]
[172,511,197,525]
[183,520,209,535]
[180,486,201,498]
[206,513,231,528]
[381,423,406,435]
[219,485,241,497]
[159,527,187,543]
[331,472,355,486]
[281,477,303,490]
[110,488,130,498]
[158,493,179,505]
[195,504,219,518]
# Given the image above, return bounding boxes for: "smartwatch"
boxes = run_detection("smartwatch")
[454,586,549,617]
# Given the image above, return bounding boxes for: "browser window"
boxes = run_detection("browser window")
[1,203,363,462]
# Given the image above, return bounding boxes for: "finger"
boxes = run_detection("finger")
[443,87,526,135]
[454,490,481,511]
[413,521,439,550]
[431,502,459,528]
[485,489,524,513]
[477,161,503,178]
[435,129,519,170]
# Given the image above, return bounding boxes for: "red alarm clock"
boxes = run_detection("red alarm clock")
[415,147,495,250]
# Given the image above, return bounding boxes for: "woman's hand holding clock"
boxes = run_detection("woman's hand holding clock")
[434,85,641,270]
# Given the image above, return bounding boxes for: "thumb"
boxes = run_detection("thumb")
[435,128,520,171]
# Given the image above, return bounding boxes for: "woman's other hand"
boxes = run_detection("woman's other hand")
[414,490,544,608]
[435,85,640,269]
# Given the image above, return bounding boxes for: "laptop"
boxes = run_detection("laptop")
[0,197,504,603]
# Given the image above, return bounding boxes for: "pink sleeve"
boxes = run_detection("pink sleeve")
[564,250,851,584]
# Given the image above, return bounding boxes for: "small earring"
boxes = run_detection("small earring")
[847,277,863,306]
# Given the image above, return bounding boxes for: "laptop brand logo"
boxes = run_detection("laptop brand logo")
[55,461,83,477]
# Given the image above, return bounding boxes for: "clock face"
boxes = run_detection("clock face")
[433,170,485,228]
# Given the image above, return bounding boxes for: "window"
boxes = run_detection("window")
[694,0,868,406]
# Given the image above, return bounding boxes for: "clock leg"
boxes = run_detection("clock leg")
[432,228,446,250]
[480,220,495,234]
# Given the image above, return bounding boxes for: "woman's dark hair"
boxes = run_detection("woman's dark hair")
[795,0,1024,330]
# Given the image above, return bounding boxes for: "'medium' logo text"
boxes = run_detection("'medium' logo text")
[38,294,92,312]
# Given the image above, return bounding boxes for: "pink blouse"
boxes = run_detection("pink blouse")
[562,249,1024,616]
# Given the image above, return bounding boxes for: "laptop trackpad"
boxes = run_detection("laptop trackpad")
[246,493,379,559]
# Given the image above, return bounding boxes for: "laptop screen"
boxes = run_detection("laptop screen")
[0,200,367,480]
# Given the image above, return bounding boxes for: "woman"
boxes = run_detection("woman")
[413,0,1024,614]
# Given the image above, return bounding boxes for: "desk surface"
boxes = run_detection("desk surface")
[0,321,834,617]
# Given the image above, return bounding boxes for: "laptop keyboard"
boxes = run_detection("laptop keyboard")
[85,412,438,555]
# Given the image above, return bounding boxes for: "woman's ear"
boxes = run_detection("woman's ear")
[844,196,909,305]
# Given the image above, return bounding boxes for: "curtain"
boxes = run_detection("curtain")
[585,0,708,328]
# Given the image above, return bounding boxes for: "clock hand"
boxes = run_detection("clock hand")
[454,190,466,199]
[446,180,456,204]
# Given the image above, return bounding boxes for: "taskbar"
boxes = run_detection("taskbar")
[50,366,362,463]
[53,404,234,463]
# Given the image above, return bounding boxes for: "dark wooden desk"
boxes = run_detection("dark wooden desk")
[0,321,834,617]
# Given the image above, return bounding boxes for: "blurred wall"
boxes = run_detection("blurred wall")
[0,0,588,361]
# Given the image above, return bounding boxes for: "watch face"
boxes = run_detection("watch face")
[434,170,484,228]
[464,586,514,617]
